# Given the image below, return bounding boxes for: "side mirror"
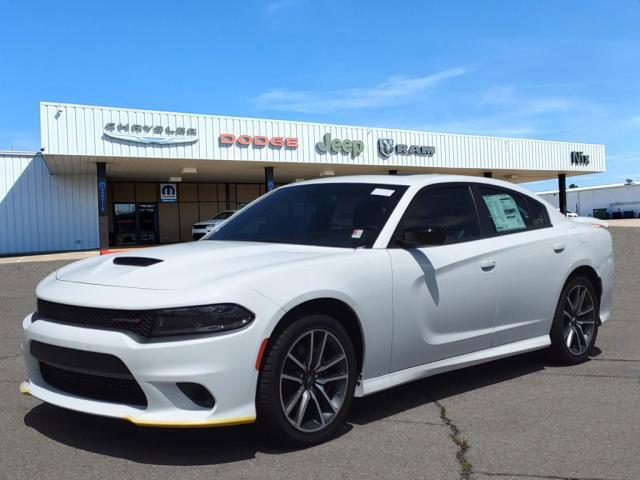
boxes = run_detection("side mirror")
[397,226,447,248]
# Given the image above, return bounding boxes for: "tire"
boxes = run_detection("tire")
[550,275,599,364]
[257,314,357,446]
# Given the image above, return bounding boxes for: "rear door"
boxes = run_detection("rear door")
[388,183,500,372]
[472,185,570,345]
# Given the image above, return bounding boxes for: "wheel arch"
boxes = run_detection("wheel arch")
[563,264,603,315]
[266,297,365,376]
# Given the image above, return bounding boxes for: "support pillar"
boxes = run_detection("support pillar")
[264,166,274,192]
[96,162,109,252]
[558,173,567,215]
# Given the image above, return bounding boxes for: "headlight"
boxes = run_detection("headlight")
[151,304,254,338]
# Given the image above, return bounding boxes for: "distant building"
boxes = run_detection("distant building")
[538,182,640,218]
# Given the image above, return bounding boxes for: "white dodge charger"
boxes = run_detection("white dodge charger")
[20,175,614,445]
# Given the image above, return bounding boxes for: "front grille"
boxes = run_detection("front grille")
[40,363,147,407]
[36,299,155,337]
[32,341,147,407]
[193,224,207,229]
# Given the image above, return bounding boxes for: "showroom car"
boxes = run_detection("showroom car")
[191,210,237,240]
[20,175,614,445]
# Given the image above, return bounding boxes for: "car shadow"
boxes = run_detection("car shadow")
[23,349,600,466]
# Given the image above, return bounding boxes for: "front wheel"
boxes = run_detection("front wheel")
[550,275,599,364]
[257,314,357,446]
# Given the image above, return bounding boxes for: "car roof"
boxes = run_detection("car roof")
[287,174,539,197]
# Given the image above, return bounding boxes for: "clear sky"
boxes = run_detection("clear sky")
[1,0,639,191]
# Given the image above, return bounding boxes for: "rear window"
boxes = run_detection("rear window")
[481,192,527,233]
[526,198,550,228]
[477,186,550,234]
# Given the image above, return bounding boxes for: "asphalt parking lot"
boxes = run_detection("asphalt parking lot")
[1,228,639,480]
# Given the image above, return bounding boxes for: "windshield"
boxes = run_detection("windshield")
[208,183,408,248]
[214,211,235,220]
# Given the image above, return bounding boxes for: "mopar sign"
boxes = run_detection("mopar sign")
[98,179,107,214]
[160,183,177,202]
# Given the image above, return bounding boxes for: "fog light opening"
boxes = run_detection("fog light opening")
[177,382,215,409]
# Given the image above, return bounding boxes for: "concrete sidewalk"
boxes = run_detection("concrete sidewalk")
[0,250,99,264]
[0,246,155,264]
[607,218,640,227]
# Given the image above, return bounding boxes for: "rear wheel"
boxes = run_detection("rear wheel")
[550,275,599,364]
[257,314,357,446]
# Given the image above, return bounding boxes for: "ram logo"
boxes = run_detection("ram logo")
[378,138,395,158]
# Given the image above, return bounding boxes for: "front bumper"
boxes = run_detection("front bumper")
[21,312,268,427]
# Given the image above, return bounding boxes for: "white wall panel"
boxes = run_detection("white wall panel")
[40,102,605,174]
[0,152,98,255]
[539,183,640,216]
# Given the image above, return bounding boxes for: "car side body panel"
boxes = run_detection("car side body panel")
[565,222,615,324]
[241,249,394,381]
[387,237,499,371]
[489,224,572,347]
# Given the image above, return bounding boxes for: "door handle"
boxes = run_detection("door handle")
[480,259,496,271]
[553,243,566,253]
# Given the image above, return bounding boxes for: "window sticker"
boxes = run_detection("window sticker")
[351,229,364,239]
[482,194,526,232]
[370,188,395,197]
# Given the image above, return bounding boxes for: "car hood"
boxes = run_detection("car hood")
[55,241,351,290]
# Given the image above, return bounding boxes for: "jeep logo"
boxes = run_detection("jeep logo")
[316,133,364,157]
[571,151,590,166]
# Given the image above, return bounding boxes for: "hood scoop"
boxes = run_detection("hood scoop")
[112,256,163,267]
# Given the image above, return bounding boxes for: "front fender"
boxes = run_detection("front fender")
[243,249,393,380]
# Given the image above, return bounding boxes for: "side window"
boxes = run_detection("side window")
[394,185,480,245]
[478,187,530,233]
[526,197,550,228]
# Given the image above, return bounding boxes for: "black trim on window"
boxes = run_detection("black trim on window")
[470,183,552,238]
[388,182,482,248]
[386,182,553,248]
[525,195,552,229]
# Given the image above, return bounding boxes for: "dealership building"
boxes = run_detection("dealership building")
[0,102,605,255]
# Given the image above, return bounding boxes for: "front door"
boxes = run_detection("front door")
[113,203,158,246]
[388,184,500,372]
[136,203,158,244]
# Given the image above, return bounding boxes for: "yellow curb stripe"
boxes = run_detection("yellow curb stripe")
[123,415,256,428]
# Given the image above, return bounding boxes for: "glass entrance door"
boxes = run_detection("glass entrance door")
[113,203,158,246]
[136,203,158,244]
[114,203,137,246]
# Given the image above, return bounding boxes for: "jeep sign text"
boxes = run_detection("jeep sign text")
[316,133,364,157]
